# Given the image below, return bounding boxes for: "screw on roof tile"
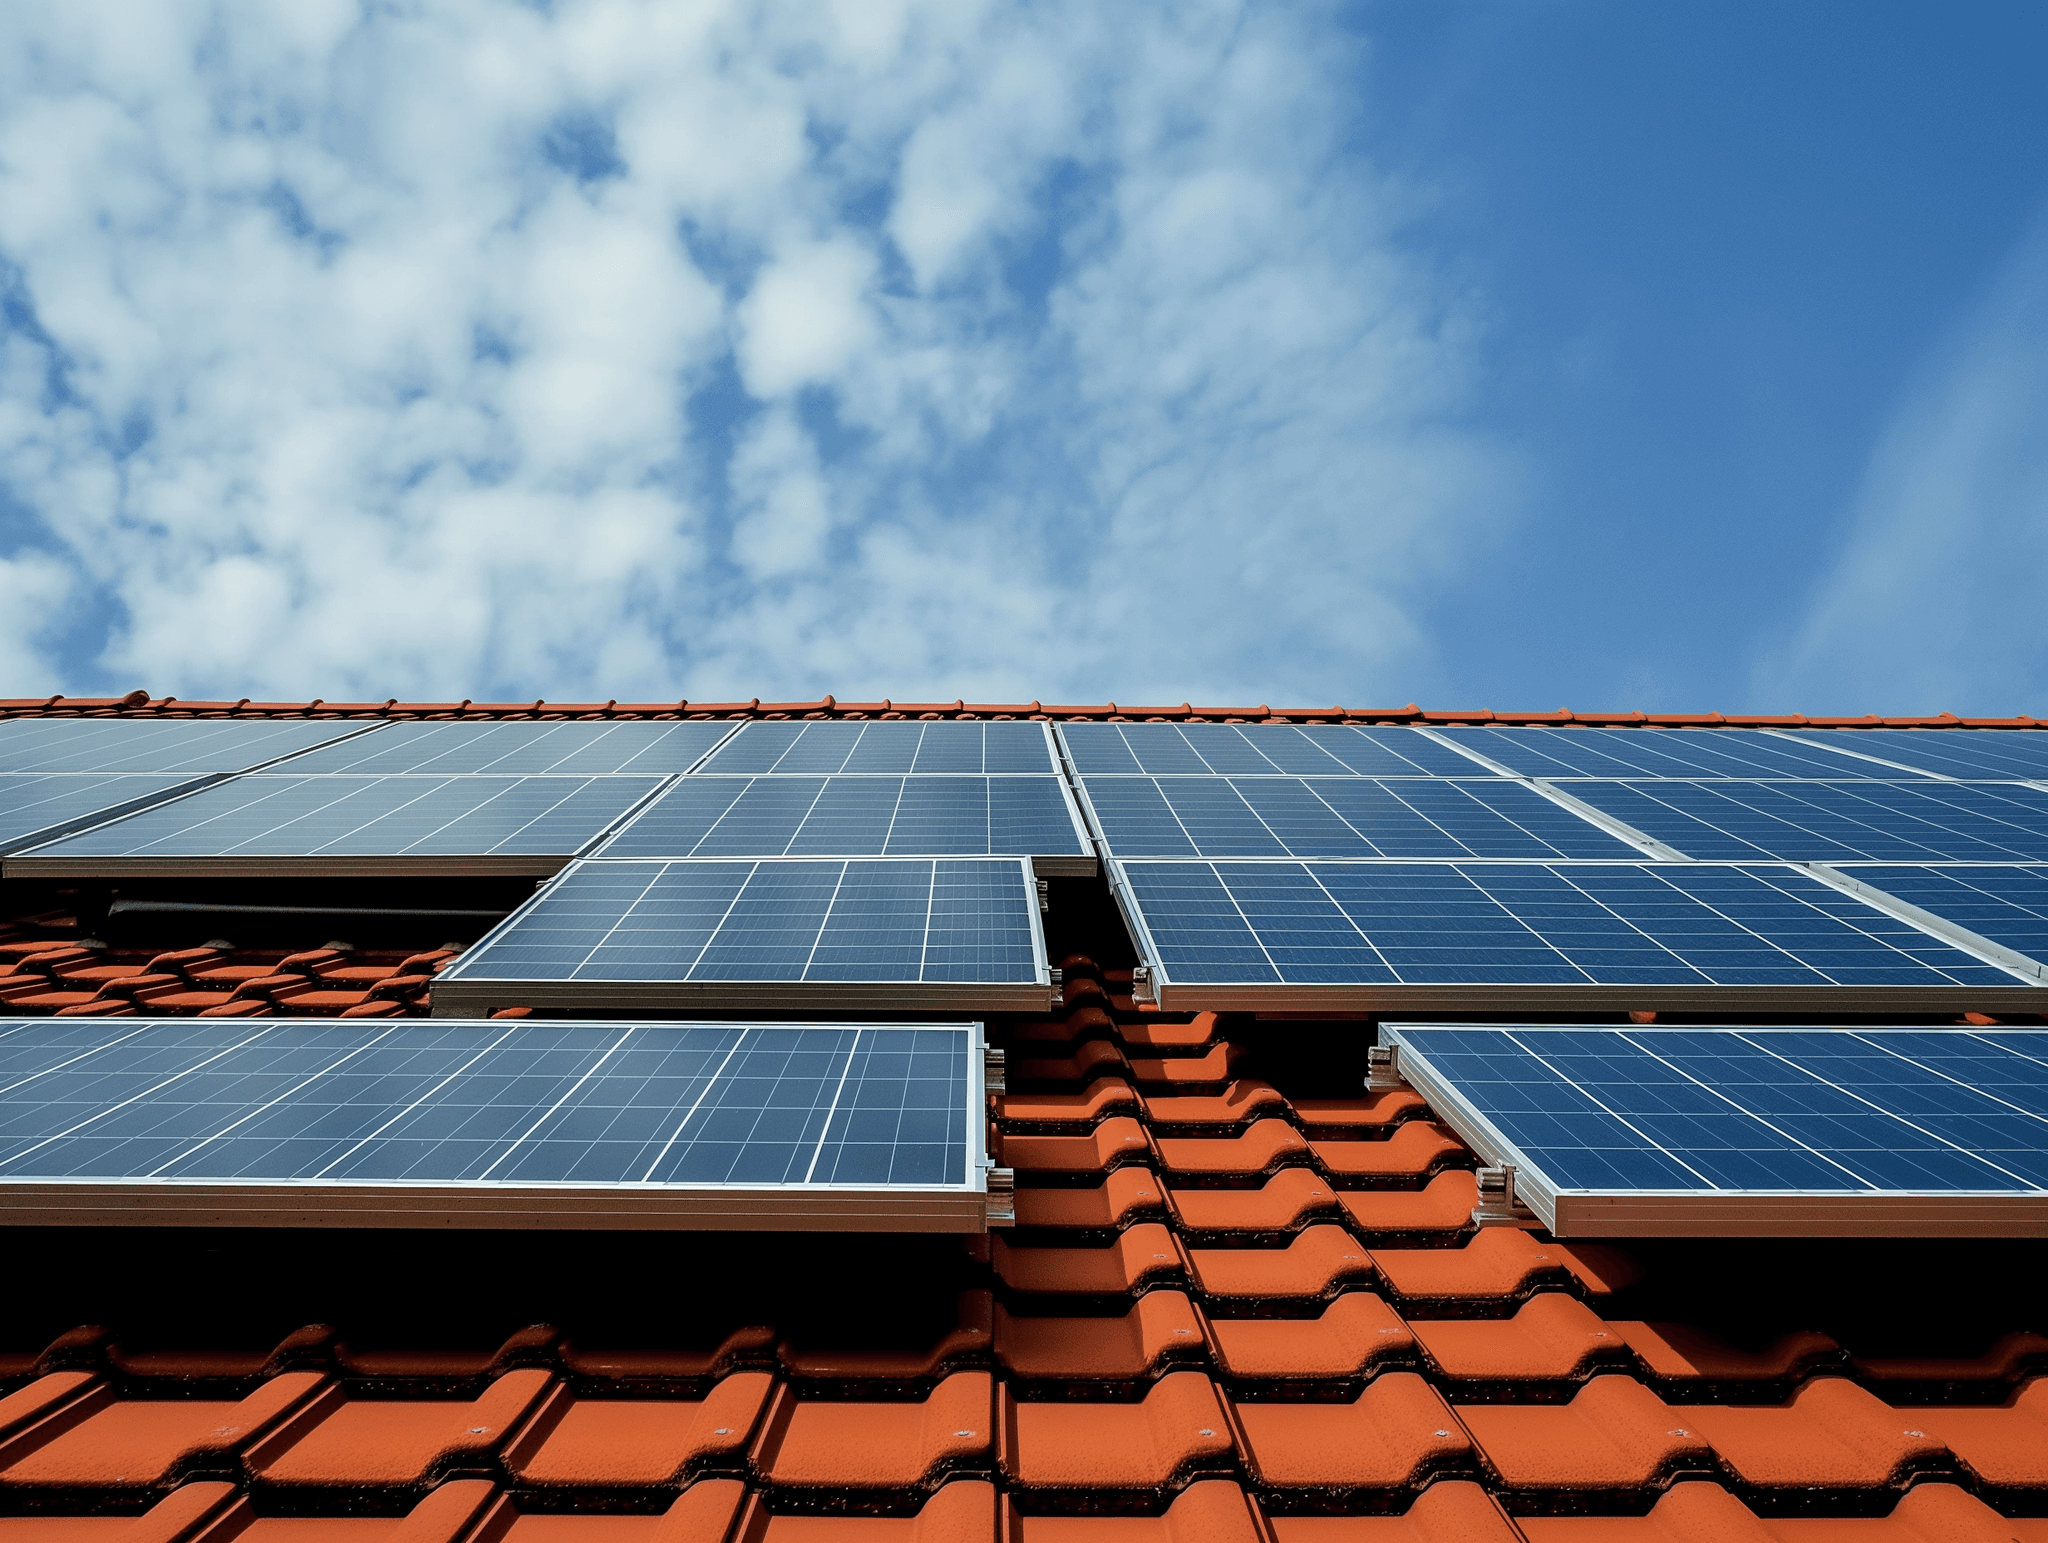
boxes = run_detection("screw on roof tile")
[956,1430,976,1437]
[1198,1429,1215,1437]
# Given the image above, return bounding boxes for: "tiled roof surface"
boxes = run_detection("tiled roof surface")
[4,705,2047,1540]
[4,694,2046,728]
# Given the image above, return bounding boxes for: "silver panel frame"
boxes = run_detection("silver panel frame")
[1381,1024,2048,1239]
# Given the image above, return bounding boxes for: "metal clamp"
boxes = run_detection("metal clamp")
[1131,965,1154,1004]
[1472,1165,1539,1229]
[1036,878,1051,914]
[984,1165,1016,1228]
[1366,1043,1405,1091]
[984,1046,1007,1096]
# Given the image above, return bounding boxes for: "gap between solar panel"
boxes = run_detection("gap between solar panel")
[0,1017,1013,1233]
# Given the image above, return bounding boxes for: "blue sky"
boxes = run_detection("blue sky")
[1,1,2044,714]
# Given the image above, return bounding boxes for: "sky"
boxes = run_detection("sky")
[0,1,2044,714]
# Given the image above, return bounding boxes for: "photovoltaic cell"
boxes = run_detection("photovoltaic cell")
[10,774,664,863]
[0,718,370,774]
[1382,1025,2048,1230]
[1842,866,2048,967]
[1082,775,1640,859]
[0,1017,976,1198]
[698,721,1057,776]
[595,775,1087,860]
[1118,860,2023,988]
[1435,726,1923,780]
[439,857,1042,986]
[1787,728,2048,782]
[0,773,203,854]
[273,720,736,776]
[1560,780,2048,862]
[1059,722,1483,777]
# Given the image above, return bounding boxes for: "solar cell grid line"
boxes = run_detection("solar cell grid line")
[0,772,214,854]
[1379,1024,2048,1236]
[1825,865,2048,976]
[265,719,740,776]
[1426,725,1936,781]
[0,1018,991,1230]
[0,717,379,775]
[1112,859,2047,1012]
[1057,721,1485,777]
[3,773,669,877]
[696,720,1059,776]
[431,856,1052,1013]
[1560,779,2048,863]
[1785,727,2048,782]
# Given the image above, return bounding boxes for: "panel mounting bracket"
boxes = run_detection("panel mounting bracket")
[1473,1165,1541,1229]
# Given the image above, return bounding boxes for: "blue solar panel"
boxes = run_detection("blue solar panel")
[1787,728,2048,781]
[1560,780,2048,861]
[0,1018,977,1199]
[595,775,1087,860]
[1435,727,1922,780]
[0,718,369,774]
[1081,775,1638,859]
[438,857,1044,992]
[699,721,1056,775]
[275,720,735,775]
[9,774,664,865]
[1117,860,2025,989]
[0,773,206,854]
[1843,866,2048,967]
[1384,1025,2048,1206]
[1059,723,1482,777]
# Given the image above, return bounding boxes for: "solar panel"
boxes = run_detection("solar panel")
[0,1017,996,1230]
[433,857,1053,1013]
[0,773,210,855]
[1433,726,1925,780]
[273,720,737,776]
[1829,866,2048,973]
[593,775,1093,872]
[1558,780,2048,862]
[698,721,1058,775]
[0,718,374,774]
[1787,728,2048,781]
[1112,859,2042,1011]
[1381,1024,2048,1236]
[1058,722,1484,777]
[4,774,666,876]
[1079,775,1642,860]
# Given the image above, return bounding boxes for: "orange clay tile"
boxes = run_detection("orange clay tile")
[1185,1225,1375,1305]
[1337,1172,1477,1237]
[1370,1229,1640,1309]
[1231,1371,1468,1494]
[1307,1123,1465,1182]
[1851,1330,2048,1391]
[1895,1376,2048,1489]
[993,1223,1187,1296]
[749,1372,992,1494]
[1289,1088,1429,1135]
[1610,1322,1841,1388]
[0,1372,328,1490]
[997,1118,1153,1176]
[1000,1079,1141,1128]
[1514,1478,2048,1542]
[1002,1478,1265,1543]
[1010,1040,1129,1085]
[1012,1006,1119,1048]
[1153,1119,1310,1179]
[1677,1377,1946,1489]
[999,1372,1235,1495]
[1143,1081,1290,1129]
[995,1292,1207,1381]
[1126,1042,1250,1087]
[0,1372,99,1441]
[1205,1293,1414,1384]
[1266,1479,1522,1543]
[743,1479,993,1543]
[1411,1293,1632,1384]
[1011,1168,1166,1231]
[779,1293,992,1384]
[1458,1375,1714,1492]
[1169,1168,1343,1240]
[1117,1016,1222,1052]
[18,1480,250,1543]
[501,1372,771,1487]
[245,1368,553,1487]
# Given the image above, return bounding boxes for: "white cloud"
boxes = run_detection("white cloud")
[1756,214,2048,717]
[0,0,1504,705]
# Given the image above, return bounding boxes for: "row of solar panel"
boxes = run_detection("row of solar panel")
[1383,1024,2048,1236]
